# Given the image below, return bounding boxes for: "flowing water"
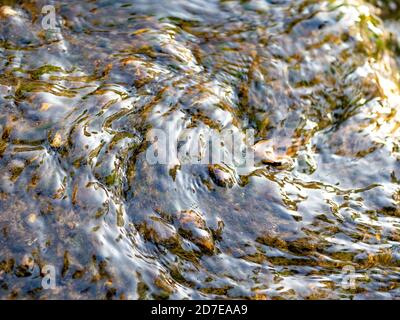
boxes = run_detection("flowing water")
[1,0,400,299]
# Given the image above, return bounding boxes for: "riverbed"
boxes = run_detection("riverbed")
[1,0,400,299]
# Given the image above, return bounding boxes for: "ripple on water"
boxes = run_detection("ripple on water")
[0,0,400,299]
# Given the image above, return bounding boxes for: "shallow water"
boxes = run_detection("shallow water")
[1,0,400,299]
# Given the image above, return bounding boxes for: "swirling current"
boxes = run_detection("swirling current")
[1,0,400,299]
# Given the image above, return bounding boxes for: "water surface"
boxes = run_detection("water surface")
[1,0,400,299]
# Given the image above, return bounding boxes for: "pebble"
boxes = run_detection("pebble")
[40,103,52,111]
[177,210,215,253]
[252,140,293,168]
[208,164,235,188]
[50,132,64,148]
[0,6,17,18]
[21,254,34,270]
[27,213,37,224]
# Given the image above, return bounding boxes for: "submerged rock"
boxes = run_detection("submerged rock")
[208,164,236,188]
[252,140,294,169]
[176,210,215,254]
[0,6,17,18]
[136,215,180,248]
